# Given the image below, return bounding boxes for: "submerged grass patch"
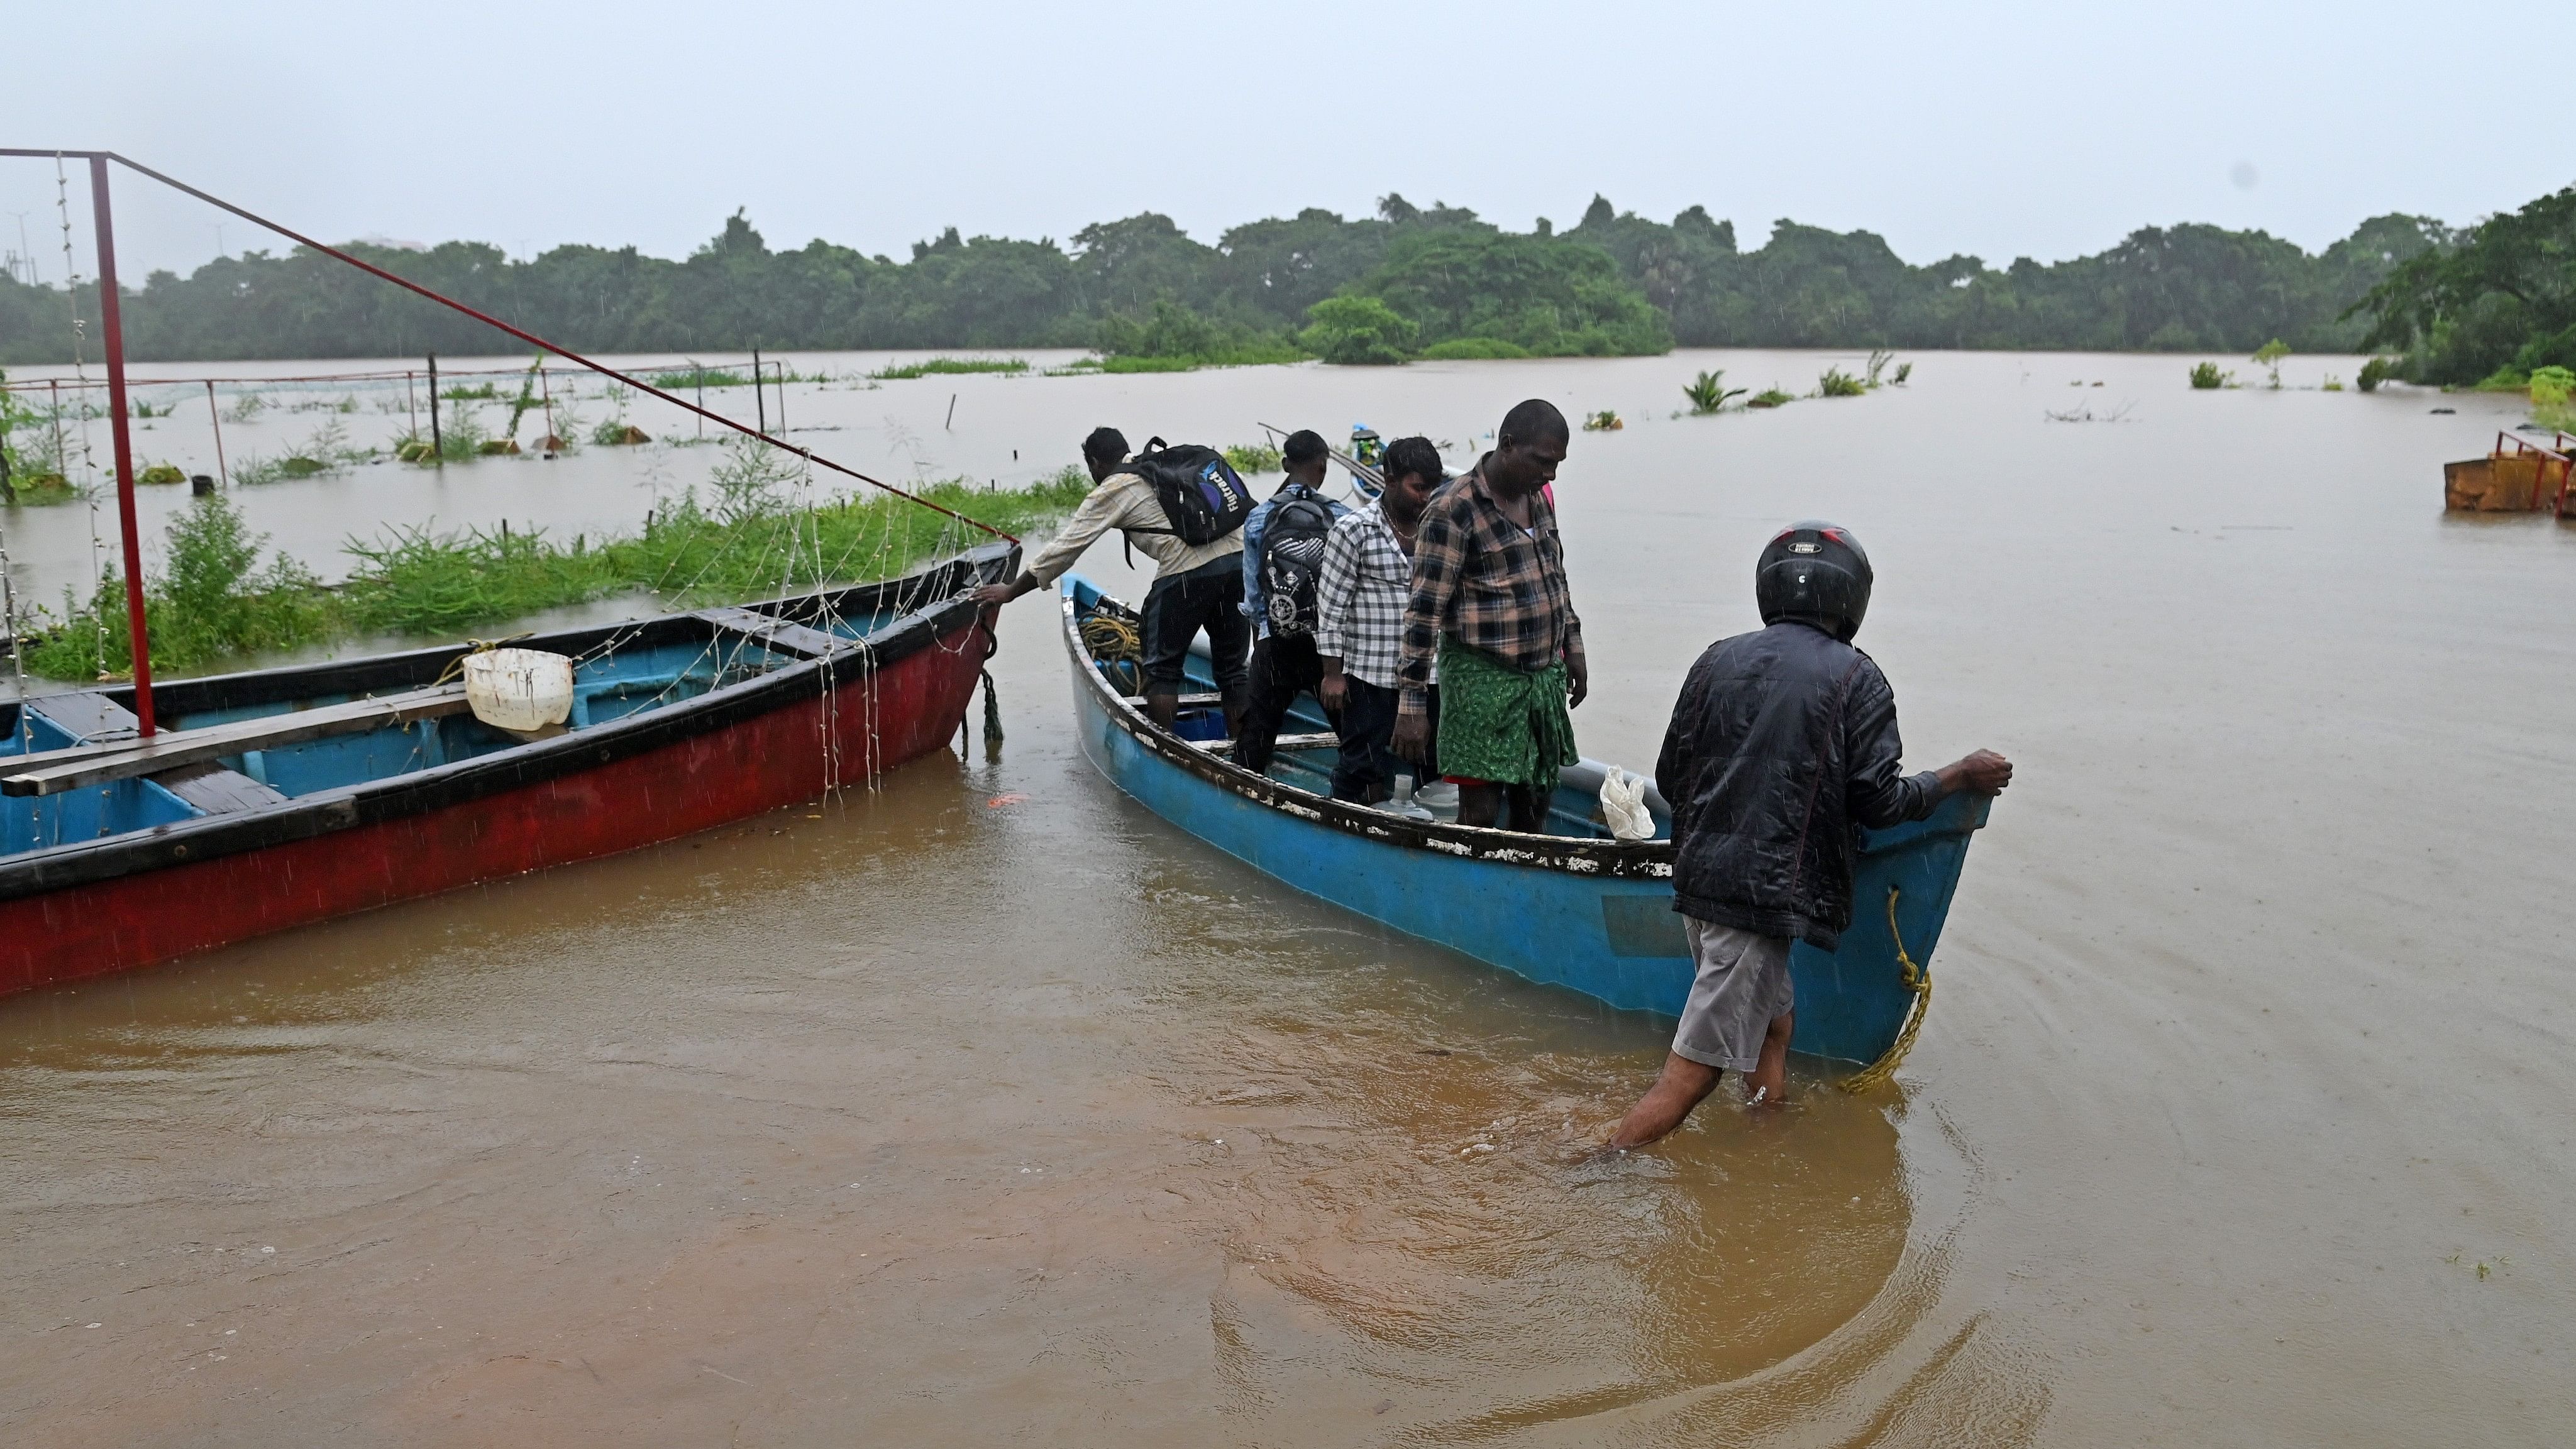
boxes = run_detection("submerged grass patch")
[871,357,1030,380]
[19,448,1090,680]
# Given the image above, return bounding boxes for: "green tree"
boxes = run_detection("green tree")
[1299,295,1416,365]
[2348,185,2576,385]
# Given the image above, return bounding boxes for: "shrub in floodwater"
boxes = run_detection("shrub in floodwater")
[2529,365,2575,409]
[871,357,1031,380]
[1299,296,1416,366]
[1683,369,1747,415]
[1747,387,1794,409]
[2252,338,2291,389]
[23,493,328,678]
[1417,337,1532,360]
[2357,357,2401,393]
[439,383,500,401]
[138,464,189,486]
[2189,361,2233,390]
[1893,362,1912,385]
[1865,350,1896,387]
[652,366,751,389]
[1581,410,1623,431]
[222,392,268,423]
[1816,366,1866,398]
[1224,443,1283,475]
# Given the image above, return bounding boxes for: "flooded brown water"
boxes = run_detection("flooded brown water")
[3,351,2570,1444]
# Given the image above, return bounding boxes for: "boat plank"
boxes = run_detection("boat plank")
[151,761,292,813]
[2,685,470,797]
[696,607,843,659]
[27,691,141,745]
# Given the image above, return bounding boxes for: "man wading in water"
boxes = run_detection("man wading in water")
[1391,400,1585,830]
[1608,522,2011,1145]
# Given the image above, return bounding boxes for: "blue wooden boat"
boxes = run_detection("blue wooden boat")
[1061,575,1991,1081]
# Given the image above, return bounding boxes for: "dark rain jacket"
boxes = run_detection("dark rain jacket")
[1654,620,1943,950]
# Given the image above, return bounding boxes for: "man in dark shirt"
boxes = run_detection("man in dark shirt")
[1608,522,2011,1147]
[1391,399,1586,830]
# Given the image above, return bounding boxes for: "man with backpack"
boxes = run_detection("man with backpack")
[972,426,1255,732]
[1234,430,1351,774]
[1605,522,2012,1145]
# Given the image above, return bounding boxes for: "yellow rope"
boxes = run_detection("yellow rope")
[430,632,536,687]
[1840,885,1930,1094]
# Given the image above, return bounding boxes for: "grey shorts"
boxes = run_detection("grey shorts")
[1669,918,1796,1072]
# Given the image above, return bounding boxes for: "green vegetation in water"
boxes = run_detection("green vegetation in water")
[19,448,1090,680]
[439,383,501,401]
[2189,361,2234,390]
[1746,387,1795,409]
[138,464,189,486]
[2350,184,2575,387]
[1097,300,1306,371]
[1581,409,1623,431]
[2531,365,2576,431]
[1299,296,1415,365]
[2252,338,2291,388]
[2356,357,2399,392]
[1222,443,1283,475]
[1683,368,1747,414]
[1417,337,1531,360]
[1816,366,1867,398]
[871,357,1030,380]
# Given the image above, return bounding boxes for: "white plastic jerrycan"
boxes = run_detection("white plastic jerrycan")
[462,648,576,733]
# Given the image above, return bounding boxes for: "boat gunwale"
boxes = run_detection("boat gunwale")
[1059,578,1676,881]
[0,541,1016,902]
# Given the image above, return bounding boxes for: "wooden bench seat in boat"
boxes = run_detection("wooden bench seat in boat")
[4,684,470,798]
[695,607,844,660]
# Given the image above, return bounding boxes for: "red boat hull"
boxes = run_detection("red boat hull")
[0,614,988,998]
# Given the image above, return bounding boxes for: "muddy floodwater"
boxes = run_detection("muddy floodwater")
[3,350,2570,1445]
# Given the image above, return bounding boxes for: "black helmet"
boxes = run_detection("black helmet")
[1755,521,1873,641]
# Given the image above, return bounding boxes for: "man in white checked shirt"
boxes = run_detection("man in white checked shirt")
[1315,436,1446,803]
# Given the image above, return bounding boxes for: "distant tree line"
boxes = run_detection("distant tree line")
[0,190,2472,366]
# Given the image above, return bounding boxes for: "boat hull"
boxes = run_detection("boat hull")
[0,546,1012,997]
[1061,577,1985,1067]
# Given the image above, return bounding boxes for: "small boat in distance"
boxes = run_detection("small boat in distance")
[1061,575,1991,1081]
[0,542,1015,997]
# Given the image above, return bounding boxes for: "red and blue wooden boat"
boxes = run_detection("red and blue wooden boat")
[0,542,1012,996]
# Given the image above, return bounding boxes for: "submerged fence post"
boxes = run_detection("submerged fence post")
[204,378,228,487]
[427,352,443,463]
[753,346,766,434]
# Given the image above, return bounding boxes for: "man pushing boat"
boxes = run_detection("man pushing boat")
[1608,522,2012,1144]
[1391,399,1586,830]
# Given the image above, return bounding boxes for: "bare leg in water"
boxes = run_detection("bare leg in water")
[1605,1010,1795,1150]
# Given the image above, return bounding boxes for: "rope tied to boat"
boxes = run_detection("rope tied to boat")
[1839,885,1930,1094]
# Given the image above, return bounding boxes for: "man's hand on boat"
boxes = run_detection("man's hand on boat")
[971,573,1042,607]
[1935,749,2014,796]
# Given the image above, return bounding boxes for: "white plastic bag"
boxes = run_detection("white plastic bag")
[1600,767,1656,842]
[463,648,575,733]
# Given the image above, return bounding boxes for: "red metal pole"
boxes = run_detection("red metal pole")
[88,155,155,736]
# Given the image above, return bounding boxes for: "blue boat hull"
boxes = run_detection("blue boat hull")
[1061,578,1987,1069]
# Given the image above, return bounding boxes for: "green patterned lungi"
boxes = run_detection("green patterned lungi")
[1434,636,1578,788]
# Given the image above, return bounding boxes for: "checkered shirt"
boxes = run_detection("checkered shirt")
[1313,500,1423,689]
[1396,465,1583,715]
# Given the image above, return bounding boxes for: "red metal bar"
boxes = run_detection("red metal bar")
[33,150,1014,544]
[87,155,157,736]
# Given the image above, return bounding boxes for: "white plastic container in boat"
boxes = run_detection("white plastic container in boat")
[462,649,576,733]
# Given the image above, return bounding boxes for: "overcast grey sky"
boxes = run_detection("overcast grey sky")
[4,0,2567,282]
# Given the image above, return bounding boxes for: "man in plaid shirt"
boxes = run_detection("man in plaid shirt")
[1315,436,1447,803]
[1392,399,1586,830]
